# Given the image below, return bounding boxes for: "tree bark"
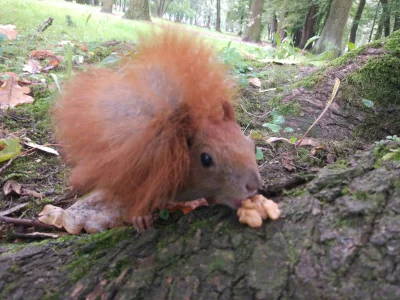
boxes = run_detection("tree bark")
[270,11,277,42]
[101,0,113,13]
[216,0,221,32]
[380,0,391,37]
[394,11,400,32]
[349,0,366,44]
[298,2,318,49]
[124,0,151,21]
[374,9,384,40]
[242,0,265,43]
[313,0,353,57]
[1,145,400,299]
[369,2,381,42]
[155,0,173,18]
[277,0,288,41]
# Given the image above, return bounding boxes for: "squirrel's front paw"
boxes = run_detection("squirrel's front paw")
[132,215,155,233]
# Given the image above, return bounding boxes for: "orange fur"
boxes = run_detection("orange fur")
[53,27,239,217]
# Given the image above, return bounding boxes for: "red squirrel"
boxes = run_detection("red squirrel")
[53,28,262,231]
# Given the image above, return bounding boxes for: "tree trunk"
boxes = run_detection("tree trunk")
[277,0,288,41]
[238,15,244,36]
[374,9,384,40]
[313,0,353,57]
[349,0,366,44]
[394,11,400,32]
[369,2,380,42]
[298,2,318,49]
[101,0,113,13]
[1,145,400,299]
[381,0,391,37]
[155,0,172,18]
[124,0,151,21]
[270,11,277,42]
[216,0,221,32]
[93,0,99,6]
[242,0,265,43]
[207,15,211,29]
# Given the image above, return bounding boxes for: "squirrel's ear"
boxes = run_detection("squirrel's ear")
[222,101,236,122]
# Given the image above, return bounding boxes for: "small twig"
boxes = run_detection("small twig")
[239,103,271,119]
[28,17,54,44]
[11,232,65,240]
[0,203,28,217]
[0,215,66,231]
[296,78,341,148]
[0,156,18,175]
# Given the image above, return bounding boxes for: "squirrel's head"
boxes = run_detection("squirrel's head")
[179,102,262,209]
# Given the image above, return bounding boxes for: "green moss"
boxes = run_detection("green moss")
[384,29,400,55]
[65,227,133,282]
[283,188,306,197]
[329,159,349,169]
[330,40,383,67]
[294,68,326,89]
[275,100,302,116]
[341,186,349,196]
[348,55,400,106]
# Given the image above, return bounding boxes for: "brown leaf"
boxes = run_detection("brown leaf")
[326,153,335,164]
[0,78,34,109]
[159,199,209,214]
[0,24,18,40]
[31,50,55,59]
[311,146,325,156]
[248,77,262,88]
[297,137,319,147]
[281,153,296,172]
[21,188,43,199]
[22,59,43,74]
[3,180,22,196]
[78,43,89,52]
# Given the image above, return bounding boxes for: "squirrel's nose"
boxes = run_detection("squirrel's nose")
[245,170,262,194]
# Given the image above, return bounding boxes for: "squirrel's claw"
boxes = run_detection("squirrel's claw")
[132,215,153,233]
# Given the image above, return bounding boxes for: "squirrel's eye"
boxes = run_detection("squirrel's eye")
[201,153,214,167]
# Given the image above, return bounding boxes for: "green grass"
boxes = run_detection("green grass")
[0,0,265,53]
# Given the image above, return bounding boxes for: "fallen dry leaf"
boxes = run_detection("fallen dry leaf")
[248,77,262,88]
[281,153,296,172]
[31,50,55,59]
[326,153,335,164]
[3,179,43,199]
[266,137,291,144]
[0,78,34,109]
[22,59,43,74]
[3,180,22,196]
[0,24,18,40]
[296,137,319,147]
[24,139,59,155]
[78,43,89,52]
[159,199,208,214]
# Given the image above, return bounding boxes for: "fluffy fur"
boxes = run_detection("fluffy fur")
[53,28,239,216]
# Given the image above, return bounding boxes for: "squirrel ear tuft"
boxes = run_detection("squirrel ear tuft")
[222,101,236,122]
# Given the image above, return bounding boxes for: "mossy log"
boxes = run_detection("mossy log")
[1,142,400,299]
[281,30,400,140]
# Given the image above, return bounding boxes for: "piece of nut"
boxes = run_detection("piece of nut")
[237,205,263,228]
[262,199,281,220]
[237,195,281,228]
